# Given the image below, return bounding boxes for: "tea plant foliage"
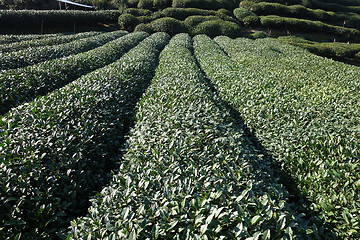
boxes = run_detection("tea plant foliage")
[0,31,152,115]
[0,33,62,45]
[0,31,100,53]
[193,34,360,239]
[69,33,320,239]
[0,30,124,70]
[0,32,170,239]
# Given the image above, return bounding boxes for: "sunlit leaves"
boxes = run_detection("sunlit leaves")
[69,33,310,239]
[0,31,101,53]
[194,34,360,239]
[0,32,62,45]
[0,31,151,115]
[0,32,169,239]
[0,30,125,70]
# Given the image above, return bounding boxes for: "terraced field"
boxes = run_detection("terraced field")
[0,31,359,239]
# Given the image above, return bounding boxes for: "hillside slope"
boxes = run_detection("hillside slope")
[2,0,360,63]
[115,0,360,63]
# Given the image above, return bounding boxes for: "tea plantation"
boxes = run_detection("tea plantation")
[0,28,359,240]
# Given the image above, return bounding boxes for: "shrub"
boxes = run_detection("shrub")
[193,19,242,38]
[118,13,139,30]
[149,17,188,35]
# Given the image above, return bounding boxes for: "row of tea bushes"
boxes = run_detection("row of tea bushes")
[259,15,360,41]
[69,33,318,239]
[241,0,360,30]
[194,34,360,238]
[278,35,360,61]
[0,31,100,53]
[0,31,152,115]
[0,30,125,70]
[241,0,360,14]
[0,32,170,239]
[133,15,242,38]
[0,32,62,45]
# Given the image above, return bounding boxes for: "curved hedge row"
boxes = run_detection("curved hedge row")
[0,31,100,53]
[133,15,242,37]
[0,30,126,70]
[0,31,156,115]
[0,32,170,240]
[260,15,360,41]
[241,1,360,31]
[309,0,360,14]
[243,0,360,14]
[278,35,360,60]
[162,7,234,21]
[194,34,360,238]
[69,33,317,239]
